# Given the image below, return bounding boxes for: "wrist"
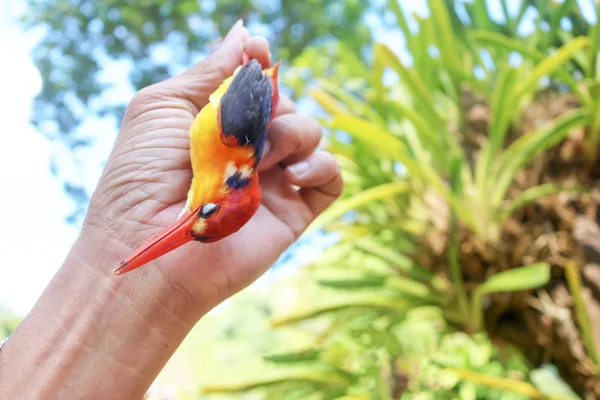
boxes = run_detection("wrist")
[76,219,205,322]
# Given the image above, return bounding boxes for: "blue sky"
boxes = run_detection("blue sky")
[1,0,598,317]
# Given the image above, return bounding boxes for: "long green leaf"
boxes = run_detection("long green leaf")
[531,364,583,399]
[565,261,600,370]
[317,275,386,289]
[472,263,551,331]
[477,263,551,295]
[202,364,354,393]
[329,114,474,229]
[316,79,386,125]
[387,0,412,53]
[329,114,407,156]
[308,181,410,232]
[428,0,461,77]
[446,368,554,399]
[270,293,410,327]
[386,276,444,305]
[513,36,589,102]
[514,0,529,28]
[374,43,444,128]
[263,348,320,363]
[500,0,514,34]
[491,110,588,207]
[587,2,600,79]
[499,184,587,221]
[387,99,445,159]
[469,30,589,105]
[548,0,577,47]
[485,66,520,166]
[310,87,347,115]
[469,30,541,59]
[475,66,519,233]
[471,0,494,31]
[353,237,445,288]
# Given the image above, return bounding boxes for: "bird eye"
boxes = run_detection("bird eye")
[199,203,219,219]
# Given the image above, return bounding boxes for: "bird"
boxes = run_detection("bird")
[113,55,280,275]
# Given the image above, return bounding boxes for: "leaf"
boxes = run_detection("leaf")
[499,184,588,221]
[472,263,551,331]
[202,364,354,394]
[491,110,589,207]
[329,114,407,157]
[307,181,410,232]
[499,0,514,33]
[548,0,577,46]
[445,368,551,399]
[386,276,445,305]
[270,293,410,327]
[469,31,538,59]
[374,43,443,128]
[471,0,494,32]
[317,275,386,289]
[263,348,321,363]
[587,2,600,79]
[386,0,412,52]
[476,263,551,296]
[530,364,583,400]
[353,237,444,288]
[316,79,386,126]
[469,30,589,104]
[477,65,519,189]
[310,87,347,115]
[512,36,589,102]
[328,114,474,229]
[565,261,600,369]
[428,0,462,77]
[387,99,445,159]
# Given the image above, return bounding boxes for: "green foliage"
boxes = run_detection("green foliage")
[157,286,579,399]
[193,0,600,397]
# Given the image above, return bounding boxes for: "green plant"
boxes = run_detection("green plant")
[154,1,600,398]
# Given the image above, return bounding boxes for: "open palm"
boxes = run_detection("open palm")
[82,23,342,317]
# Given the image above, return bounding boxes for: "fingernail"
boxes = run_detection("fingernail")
[228,19,244,35]
[288,161,309,177]
[233,19,244,29]
[223,19,245,42]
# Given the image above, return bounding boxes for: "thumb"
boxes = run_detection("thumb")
[164,20,250,110]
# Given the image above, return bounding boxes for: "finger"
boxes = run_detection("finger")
[298,166,344,218]
[155,20,250,111]
[260,95,295,159]
[259,114,322,171]
[244,36,271,68]
[283,151,340,188]
[274,95,296,117]
[259,167,314,238]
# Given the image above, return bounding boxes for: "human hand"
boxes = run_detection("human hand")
[82,21,343,321]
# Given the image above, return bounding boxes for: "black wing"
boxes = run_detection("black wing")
[219,59,273,164]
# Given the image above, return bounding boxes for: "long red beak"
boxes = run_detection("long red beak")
[113,209,198,275]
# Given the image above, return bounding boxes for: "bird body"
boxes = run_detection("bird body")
[114,57,280,275]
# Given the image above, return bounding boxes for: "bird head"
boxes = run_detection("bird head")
[114,58,280,275]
